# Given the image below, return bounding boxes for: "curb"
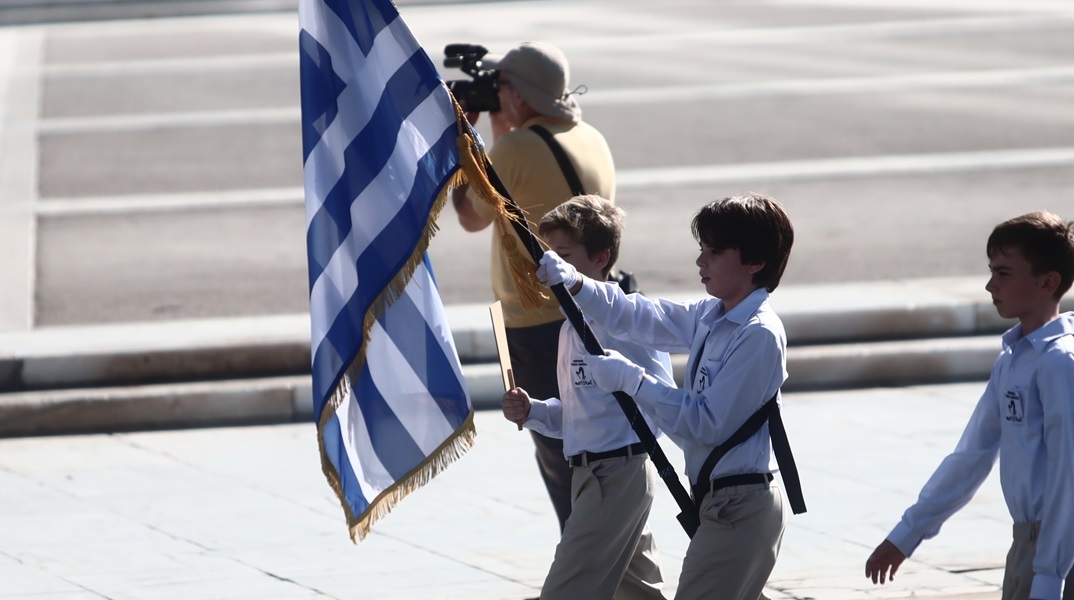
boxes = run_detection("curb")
[0,335,999,437]
[1,276,1066,437]
[0,376,313,436]
[0,277,1024,393]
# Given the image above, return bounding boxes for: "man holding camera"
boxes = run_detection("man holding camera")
[450,42,615,531]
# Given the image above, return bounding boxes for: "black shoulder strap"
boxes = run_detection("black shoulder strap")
[768,401,806,514]
[697,395,777,487]
[696,393,807,514]
[529,124,585,196]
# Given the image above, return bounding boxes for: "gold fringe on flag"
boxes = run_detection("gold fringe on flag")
[314,166,477,539]
[319,390,476,543]
[316,91,552,543]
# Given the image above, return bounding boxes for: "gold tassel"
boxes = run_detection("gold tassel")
[498,216,548,309]
[448,99,549,309]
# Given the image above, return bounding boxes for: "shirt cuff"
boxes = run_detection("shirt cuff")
[524,400,549,430]
[573,275,602,309]
[634,375,670,408]
[1029,573,1062,600]
[519,401,562,440]
[887,521,923,558]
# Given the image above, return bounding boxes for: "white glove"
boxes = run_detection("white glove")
[587,350,645,395]
[536,251,579,289]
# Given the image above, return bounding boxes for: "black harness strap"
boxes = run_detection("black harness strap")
[694,393,806,515]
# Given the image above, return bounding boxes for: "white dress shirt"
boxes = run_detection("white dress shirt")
[572,279,788,484]
[524,316,675,457]
[888,313,1074,600]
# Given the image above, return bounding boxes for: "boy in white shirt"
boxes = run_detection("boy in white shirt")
[502,194,675,599]
[865,211,1074,600]
[536,193,801,600]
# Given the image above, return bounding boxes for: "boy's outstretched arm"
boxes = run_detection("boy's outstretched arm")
[865,539,907,585]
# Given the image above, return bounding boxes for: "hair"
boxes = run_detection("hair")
[538,194,624,278]
[691,193,795,292]
[987,211,1074,299]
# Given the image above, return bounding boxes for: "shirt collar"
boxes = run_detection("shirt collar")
[1002,312,1074,352]
[701,288,770,328]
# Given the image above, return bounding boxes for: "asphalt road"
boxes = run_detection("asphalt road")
[1,0,1073,328]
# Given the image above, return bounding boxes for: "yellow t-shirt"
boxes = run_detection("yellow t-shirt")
[469,116,615,328]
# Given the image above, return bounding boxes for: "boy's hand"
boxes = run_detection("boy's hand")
[588,351,645,395]
[501,387,531,427]
[536,252,580,291]
[865,539,906,585]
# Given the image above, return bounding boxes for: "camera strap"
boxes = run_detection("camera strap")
[528,124,640,295]
[529,124,586,196]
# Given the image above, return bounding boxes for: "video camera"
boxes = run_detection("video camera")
[443,43,500,113]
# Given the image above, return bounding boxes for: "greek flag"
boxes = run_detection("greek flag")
[299,0,477,542]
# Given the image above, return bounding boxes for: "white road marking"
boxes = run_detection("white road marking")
[0,28,43,330]
[10,147,1072,217]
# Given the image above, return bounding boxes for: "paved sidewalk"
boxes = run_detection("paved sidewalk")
[0,382,1011,599]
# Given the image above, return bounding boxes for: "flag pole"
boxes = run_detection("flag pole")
[478,154,700,538]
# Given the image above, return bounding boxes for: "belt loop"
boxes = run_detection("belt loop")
[580,452,589,467]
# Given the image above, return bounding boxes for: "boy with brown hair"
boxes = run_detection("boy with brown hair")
[537,193,801,600]
[502,194,673,599]
[866,211,1074,600]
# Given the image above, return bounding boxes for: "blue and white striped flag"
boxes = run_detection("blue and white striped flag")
[299,0,479,542]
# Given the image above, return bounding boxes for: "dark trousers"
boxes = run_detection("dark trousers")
[1002,522,1074,600]
[506,319,572,533]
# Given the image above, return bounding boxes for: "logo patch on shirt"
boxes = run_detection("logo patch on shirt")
[694,365,709,396]
[1004,389,1025,424]
[572,359,595,387]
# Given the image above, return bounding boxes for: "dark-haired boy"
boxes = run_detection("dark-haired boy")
[865,211,1074,600]
[503,194,673,599]
[537,193,797,600]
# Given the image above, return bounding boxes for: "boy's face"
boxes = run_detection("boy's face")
[544,228,609,281]
[696,242,763,309]
[985,246,1055,321]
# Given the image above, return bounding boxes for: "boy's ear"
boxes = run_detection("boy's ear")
[745,260,766,275]
[1041,270,1061,297]
[594,248,611,271]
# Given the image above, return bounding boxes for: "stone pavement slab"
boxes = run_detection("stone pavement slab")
[0,382,1011,599]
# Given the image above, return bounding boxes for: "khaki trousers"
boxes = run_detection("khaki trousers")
[1002,522,1074,600]
[540,454,665,600]
[675,481,786,600]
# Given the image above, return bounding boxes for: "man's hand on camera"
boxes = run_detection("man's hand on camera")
[537,252,580,293]
[465,112,480,126]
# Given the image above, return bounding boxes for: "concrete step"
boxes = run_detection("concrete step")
[0,276,1036,394]
[0,334,1001,437]
[4,276,1059,437]
[0,375,312,436]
